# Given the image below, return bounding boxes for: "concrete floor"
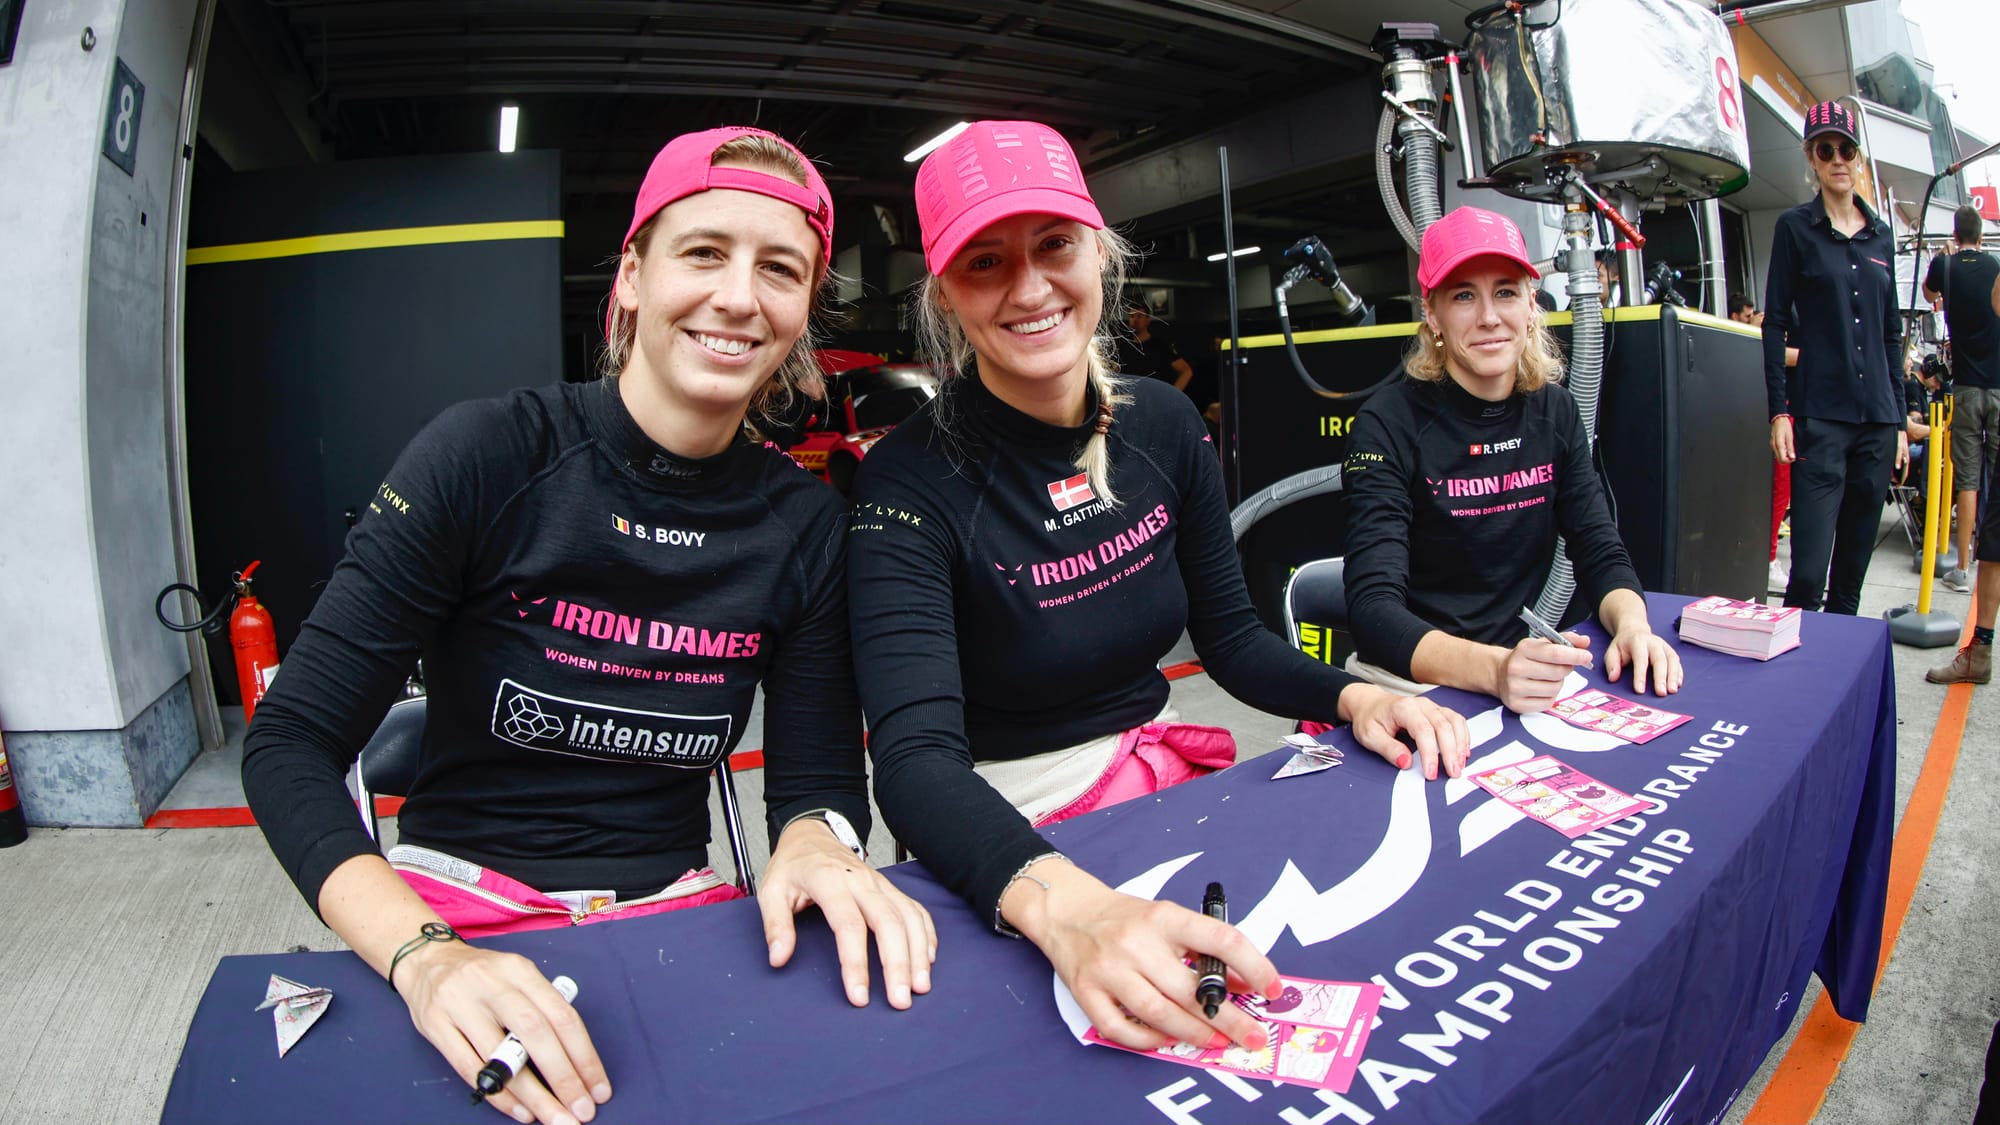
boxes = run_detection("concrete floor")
[0,508,1992,1124]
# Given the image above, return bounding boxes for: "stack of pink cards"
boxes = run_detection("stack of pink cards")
[1465,755,1648,837]
[1087,976,1384,1094]
[1677,595,1802,660]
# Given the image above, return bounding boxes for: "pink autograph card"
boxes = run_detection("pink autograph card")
[1547,687,1691,744]
[1086,976,1384,1094]
[1466,755,1648,838]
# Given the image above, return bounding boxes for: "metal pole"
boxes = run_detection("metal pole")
[1701,199,1727,315]
[1220,146,1244,495]
[164,0,224,752]
[1614,192,1644,307]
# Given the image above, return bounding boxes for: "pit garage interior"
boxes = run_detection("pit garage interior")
[181,0,1423,734]
[3,2,1998,1122]
[180,0,1757,731]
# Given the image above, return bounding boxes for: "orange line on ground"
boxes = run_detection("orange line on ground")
[1162,661,1206,681]
[1745,615,1976,1123]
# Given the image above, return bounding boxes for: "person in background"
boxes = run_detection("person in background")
[1927,432,2000,685]
[1763,101,1907,616]
[1902,352,1944,516]
[1595,250,1623,308]
[848,119,1472,1058]
[241,127,934,1125]
[1924,208,2000,685]
[1115,300,1195,393]
[1921,203,2000,597]
[1342,205,1681,713]
[1732,291,1800,592]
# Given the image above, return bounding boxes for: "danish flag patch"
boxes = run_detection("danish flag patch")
[1047,472,1096,512]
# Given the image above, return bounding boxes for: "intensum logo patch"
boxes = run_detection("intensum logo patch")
[491,678,731,767]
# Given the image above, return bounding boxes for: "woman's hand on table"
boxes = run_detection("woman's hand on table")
[761,816,937,1011]
[1003,857,1281,1052]
[1337,684,1471,779]
[395,940,608,1125]
[1604,622,1683,698]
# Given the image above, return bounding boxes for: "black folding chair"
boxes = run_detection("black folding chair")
[1229,465,1355,664]
[1283,557,1352,662]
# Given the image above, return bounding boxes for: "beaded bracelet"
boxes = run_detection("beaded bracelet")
[388,921,462,991]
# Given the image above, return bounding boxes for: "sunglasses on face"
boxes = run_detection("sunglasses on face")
[1814,139,1858,162]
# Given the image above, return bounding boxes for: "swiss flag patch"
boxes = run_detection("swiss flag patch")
[1047,472,1096,511]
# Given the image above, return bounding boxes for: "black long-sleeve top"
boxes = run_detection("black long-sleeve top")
[1924,248,2000,389]
[847,373,1362,927]
[242,381,870,914]
[1762,194,1903,423]
[1342,374,1643,678]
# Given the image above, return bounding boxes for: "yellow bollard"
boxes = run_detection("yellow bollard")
[1938,399,1954,569]
[1916,400,1947,616]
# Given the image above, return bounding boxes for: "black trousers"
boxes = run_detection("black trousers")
[1784,418,1898,615]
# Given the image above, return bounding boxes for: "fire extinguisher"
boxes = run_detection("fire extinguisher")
[156,560,282,723]
[0,724,28,848]
[228,562,281,720]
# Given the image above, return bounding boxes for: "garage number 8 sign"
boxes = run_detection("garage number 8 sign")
[102,57,144,176]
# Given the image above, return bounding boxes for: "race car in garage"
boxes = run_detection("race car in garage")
[781,352,943,494]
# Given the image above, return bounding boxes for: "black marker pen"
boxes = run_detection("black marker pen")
[1195,883,1228,1019]
[471,975,578,1103]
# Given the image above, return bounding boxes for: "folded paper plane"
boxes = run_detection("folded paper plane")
[255,974,333,1057]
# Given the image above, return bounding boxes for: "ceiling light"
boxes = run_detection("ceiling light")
[1205,246,1261,262]
[904,121,970,163]
[498,105,519,154]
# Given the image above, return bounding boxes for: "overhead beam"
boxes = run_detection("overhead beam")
[296,33,1238,106]
[1088,71,1385,225]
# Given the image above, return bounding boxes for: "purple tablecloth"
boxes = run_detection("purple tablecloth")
[163,594,1894,1124]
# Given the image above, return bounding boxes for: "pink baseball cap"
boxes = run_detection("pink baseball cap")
[620,126,833,262]
[1416,206,1541,296]
[610,126,834,336]
[914,120,1105,275]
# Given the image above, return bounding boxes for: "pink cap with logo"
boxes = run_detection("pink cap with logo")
[1416,206,1541,296]
[610,126,834,336]
[914,120,1105,275]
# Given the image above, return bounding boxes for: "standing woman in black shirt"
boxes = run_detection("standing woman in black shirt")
[849,120,1469,1057]
[1764,101,1908,614]
[241,127,933,1125]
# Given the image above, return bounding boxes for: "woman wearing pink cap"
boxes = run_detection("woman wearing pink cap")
[1341,205,1681,712]
[242,127,932,1124]
[846,119,1470,1054]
